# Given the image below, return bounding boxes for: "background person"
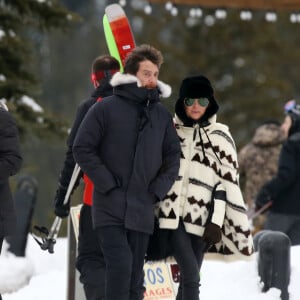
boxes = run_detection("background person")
[0,102,22,300]
[53,55,120,300]
[238,120,284,233]
[256,100,300,245]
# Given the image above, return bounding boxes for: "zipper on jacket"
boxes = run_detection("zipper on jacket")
[126,114,144,196]
[146,95,152,128]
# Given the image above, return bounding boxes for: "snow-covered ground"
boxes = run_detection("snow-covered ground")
[0,235,299,300]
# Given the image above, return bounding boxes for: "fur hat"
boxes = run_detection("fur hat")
[179,75,214,100]
[175,75,219,126]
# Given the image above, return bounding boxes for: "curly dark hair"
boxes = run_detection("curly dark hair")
[124,44,163,75]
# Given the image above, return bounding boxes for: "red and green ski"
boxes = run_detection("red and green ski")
[103,4,136,71]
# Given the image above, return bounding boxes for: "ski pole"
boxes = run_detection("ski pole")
[247,201,272,220]
[39,216,62,253]
[33,163,81,253]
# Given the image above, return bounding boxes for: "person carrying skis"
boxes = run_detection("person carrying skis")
[53,55,120,300]
[148,75,254,300]
[255,100,300,245]
[0,101,22,300]
[73,44,181,300]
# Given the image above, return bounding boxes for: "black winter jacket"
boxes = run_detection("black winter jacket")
[263,132,300,215]
[56,80,114,191]
[73,73,181,234]
[0,107,22,237]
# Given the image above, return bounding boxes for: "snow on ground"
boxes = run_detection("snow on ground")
[0,235,299,300]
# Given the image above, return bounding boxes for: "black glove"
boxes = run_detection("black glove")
[54,186,70,218]
[255,187,271,211]
[203,222,222,246]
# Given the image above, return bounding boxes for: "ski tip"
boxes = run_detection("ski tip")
[105,4,126,21]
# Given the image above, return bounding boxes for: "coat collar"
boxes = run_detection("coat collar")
[0,101,8,111]
[110,72,172,98]
[174,113,217,127]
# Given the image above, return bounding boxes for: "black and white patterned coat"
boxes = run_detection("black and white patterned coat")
[157,113,254,261]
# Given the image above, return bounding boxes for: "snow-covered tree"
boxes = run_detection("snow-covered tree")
[0,0,80,138]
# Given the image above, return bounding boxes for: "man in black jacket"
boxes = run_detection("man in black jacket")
[53,55,120,300]
[73,44,181,300]
[0,102,22,300]
[256,100,300,245]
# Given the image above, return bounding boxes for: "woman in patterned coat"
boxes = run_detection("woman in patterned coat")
[156,75,254,300]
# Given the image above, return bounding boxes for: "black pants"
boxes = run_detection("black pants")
[171,220,206,300]
[0,237,3,254]
[76,205,105,300]
[96,225,148,300]
[0,237,3,300]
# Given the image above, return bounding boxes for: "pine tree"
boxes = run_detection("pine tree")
[0,0,80,139]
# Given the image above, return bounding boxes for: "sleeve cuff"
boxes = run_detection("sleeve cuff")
[211,199,226,227]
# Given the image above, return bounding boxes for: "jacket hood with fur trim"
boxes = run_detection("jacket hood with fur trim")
[0,101,8,111]
[110,72,172,98]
